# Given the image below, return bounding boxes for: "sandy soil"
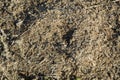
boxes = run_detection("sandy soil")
[0,0,120,80]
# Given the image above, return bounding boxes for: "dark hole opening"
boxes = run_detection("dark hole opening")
[62,28,77,47]
[18,73,35,80]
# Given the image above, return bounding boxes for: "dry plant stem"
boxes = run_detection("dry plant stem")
[112,0,119,2]
[18,20,37,38]
[0,29,11,59]
[0,29,12,79]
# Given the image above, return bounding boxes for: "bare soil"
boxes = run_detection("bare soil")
[0,0,120,80]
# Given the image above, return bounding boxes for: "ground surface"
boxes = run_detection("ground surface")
[0,0,120,80]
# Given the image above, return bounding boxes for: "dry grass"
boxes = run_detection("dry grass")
[0,0,120,80]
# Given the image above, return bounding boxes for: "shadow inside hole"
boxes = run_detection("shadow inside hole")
[18,73,35,80]
[70,75,76,80]
[62,28,77,47]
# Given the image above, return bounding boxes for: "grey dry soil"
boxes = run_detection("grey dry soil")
[0,0,120,80]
